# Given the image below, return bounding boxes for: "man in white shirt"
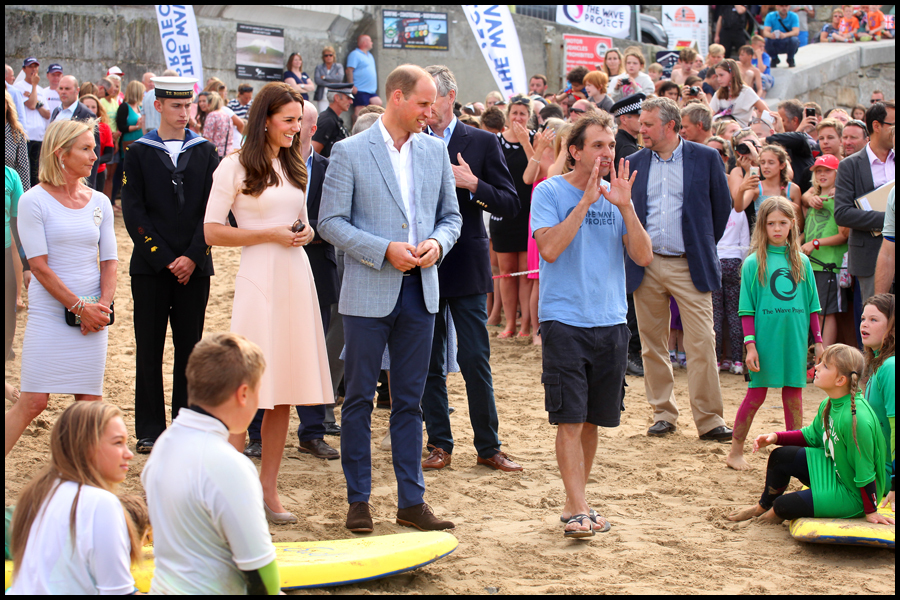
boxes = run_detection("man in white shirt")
[12,57,50,188]
[42,64,62,116]
[319,65,462,534]
[141,71,159,133]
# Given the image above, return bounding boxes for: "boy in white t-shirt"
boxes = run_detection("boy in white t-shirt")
[141,333,280,595]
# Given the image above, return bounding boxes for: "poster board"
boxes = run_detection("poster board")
[383,10,449,50]
[236,23,285,81]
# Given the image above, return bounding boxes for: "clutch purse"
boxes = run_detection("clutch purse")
[65,296,115,327]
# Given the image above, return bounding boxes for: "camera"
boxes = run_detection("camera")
[736,143,753,155]
[621,77,631,85]
[688,86,701,96]
[805,107,816,118]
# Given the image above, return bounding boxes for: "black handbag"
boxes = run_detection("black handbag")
[65,296,115,327]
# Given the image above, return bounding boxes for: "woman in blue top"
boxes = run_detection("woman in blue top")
[283,53,315,101]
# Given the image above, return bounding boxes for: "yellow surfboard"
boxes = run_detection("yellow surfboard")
[789,504,895,549]
[5,531,458,592]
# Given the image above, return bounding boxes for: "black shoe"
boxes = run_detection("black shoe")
[298,438,340,460]
[448,406,456,414]
[136,438,155,454]
[699,425,734,441]
[771,55,781,67]
[647,421,676,436]
[243,440,262,458]
[626,356,644,377]
[324,422,341,436]
[787,59,795,68]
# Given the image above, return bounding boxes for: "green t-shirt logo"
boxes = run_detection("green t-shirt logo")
[769,267,798,301]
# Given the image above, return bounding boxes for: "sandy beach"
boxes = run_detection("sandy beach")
[5,213,895,594]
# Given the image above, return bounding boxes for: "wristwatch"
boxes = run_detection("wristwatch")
[812,239,820,250]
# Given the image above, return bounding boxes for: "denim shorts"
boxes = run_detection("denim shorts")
[540,320,629,426]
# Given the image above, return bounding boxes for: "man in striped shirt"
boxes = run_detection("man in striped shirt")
[625,97,733,442]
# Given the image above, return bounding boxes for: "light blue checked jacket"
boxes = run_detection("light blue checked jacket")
[318,122,462,318]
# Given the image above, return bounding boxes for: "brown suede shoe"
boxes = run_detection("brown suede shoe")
[477,451,523,472]
[346,501,374,533]
[396,503,455,531]
[422,447,452,470]
[298,438,340,460]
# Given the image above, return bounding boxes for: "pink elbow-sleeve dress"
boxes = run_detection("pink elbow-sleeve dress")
[204,153,333,409]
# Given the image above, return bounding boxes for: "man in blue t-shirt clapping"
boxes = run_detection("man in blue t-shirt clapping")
[762,5,800,68]
[531,111,652,539]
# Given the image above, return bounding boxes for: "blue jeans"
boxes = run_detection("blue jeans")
[422,294,500,459]
[765,37,799,63]
[341,272,435,508]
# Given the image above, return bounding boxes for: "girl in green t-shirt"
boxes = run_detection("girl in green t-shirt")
[861,294,895,512]
[728,344,893,525]
[727,197,823,471]
[800,155,849,350]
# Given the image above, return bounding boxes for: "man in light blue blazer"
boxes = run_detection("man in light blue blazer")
[318,65,462,533]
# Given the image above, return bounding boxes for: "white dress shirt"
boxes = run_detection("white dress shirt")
[377,115,418,247]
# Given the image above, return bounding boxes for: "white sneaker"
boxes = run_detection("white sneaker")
[730,362,744,375]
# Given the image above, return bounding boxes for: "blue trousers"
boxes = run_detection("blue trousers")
[765,37,799,62]
[422,294,500,458]
[341,272,434,508]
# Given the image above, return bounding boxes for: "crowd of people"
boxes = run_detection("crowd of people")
[3,26,896,593]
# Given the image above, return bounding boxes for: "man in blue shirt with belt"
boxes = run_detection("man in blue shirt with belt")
[763,5,800,68]
[346,35,382,124]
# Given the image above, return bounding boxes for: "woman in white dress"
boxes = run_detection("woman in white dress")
[5,118,117,457]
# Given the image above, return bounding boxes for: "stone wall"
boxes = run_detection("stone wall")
[4,5,359,99]
[802,62,895,111]
[768,40,895,110]
[5,4,665,109]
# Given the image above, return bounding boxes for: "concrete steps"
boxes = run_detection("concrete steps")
[767,39,895,106]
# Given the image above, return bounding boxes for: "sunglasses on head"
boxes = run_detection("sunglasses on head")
[510,95,531,106]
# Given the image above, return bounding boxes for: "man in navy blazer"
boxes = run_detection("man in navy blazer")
[420,65,522,473]
[627,97,733,441]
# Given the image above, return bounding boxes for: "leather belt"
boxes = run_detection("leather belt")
[653,252,686,259]
[403,266,421,277]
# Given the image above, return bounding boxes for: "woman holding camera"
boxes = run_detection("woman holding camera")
[607,50,654,101]
[709,59,770,128]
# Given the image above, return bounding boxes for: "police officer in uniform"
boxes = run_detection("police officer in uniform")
[611,92,645,169]
[121,77,219,453]
[610,92,646,377]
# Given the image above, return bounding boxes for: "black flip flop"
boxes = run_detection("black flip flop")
[560,508,611,532]
[564,514,595,538]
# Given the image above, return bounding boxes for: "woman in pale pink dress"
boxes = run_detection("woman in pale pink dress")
[204,83,333,524]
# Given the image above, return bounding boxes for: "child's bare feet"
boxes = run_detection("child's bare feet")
[757,508,785,524]
[725,445,752,471]
[727,503,766,522]
[532,334,542,346]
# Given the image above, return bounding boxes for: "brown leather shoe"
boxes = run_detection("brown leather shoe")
[298,438,340,460]
[422,447,451,470]
[396,503,455,531]
[477,451,523,472]
[346,501,374,533]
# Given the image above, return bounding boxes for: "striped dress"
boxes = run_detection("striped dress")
[16,186,117,395]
